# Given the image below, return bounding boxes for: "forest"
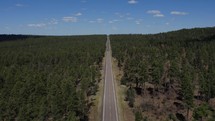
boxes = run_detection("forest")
[0,35,106,121]
[110,27,215,121]
[0,34,43,42]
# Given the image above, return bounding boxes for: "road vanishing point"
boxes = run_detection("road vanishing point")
[102,35,119,121]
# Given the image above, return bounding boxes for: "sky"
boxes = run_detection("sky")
[0,0,215,35]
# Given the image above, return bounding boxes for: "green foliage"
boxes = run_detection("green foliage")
[126,87,135,107]
[193,103,209,120]
[110,27,215,120]
[181,61,194,109]
[143,116,148,121]
[168,113,176,121]
[0,35,106,120]
[135,111,143,121]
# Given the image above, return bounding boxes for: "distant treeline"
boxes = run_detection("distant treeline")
[0,34,43,42]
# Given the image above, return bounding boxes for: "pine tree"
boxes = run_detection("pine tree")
[181,61,194,121]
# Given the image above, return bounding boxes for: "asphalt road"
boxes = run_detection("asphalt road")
[102,35,119,121]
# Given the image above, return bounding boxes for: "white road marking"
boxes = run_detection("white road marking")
[103,35,119,121]
[110,42,119,121]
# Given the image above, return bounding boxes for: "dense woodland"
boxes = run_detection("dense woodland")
[0,35,106,121]
[0,34,42,42]
[111,27,215,121]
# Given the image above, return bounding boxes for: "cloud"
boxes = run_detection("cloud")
[115,12,131,19]
[135,21,141,25]
[153,14,164,17]
[88,18,104,24]
[147,10,161,14]
[128,0,138,4]
[48,19,58,25]
[28,23,46,28]
[89,20,96,23]
[15,4,24,7]
[147,10,164,17]
[62,17,78,22]
[28,18,58,28]
[97,18,104,23]
[112,26,118,30]
[109,21,114,24]
[171,11,188,15]
[115,13,124,18]
[135,19,143,25]
[109,19,119,24]
[127,17,134,20]
[75,12,82,16]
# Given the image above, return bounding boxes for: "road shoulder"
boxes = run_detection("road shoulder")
[112,58,135,121]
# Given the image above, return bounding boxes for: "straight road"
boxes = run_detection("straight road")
[102,35,119,121]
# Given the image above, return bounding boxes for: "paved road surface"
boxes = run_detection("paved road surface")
[102,35,119,121]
